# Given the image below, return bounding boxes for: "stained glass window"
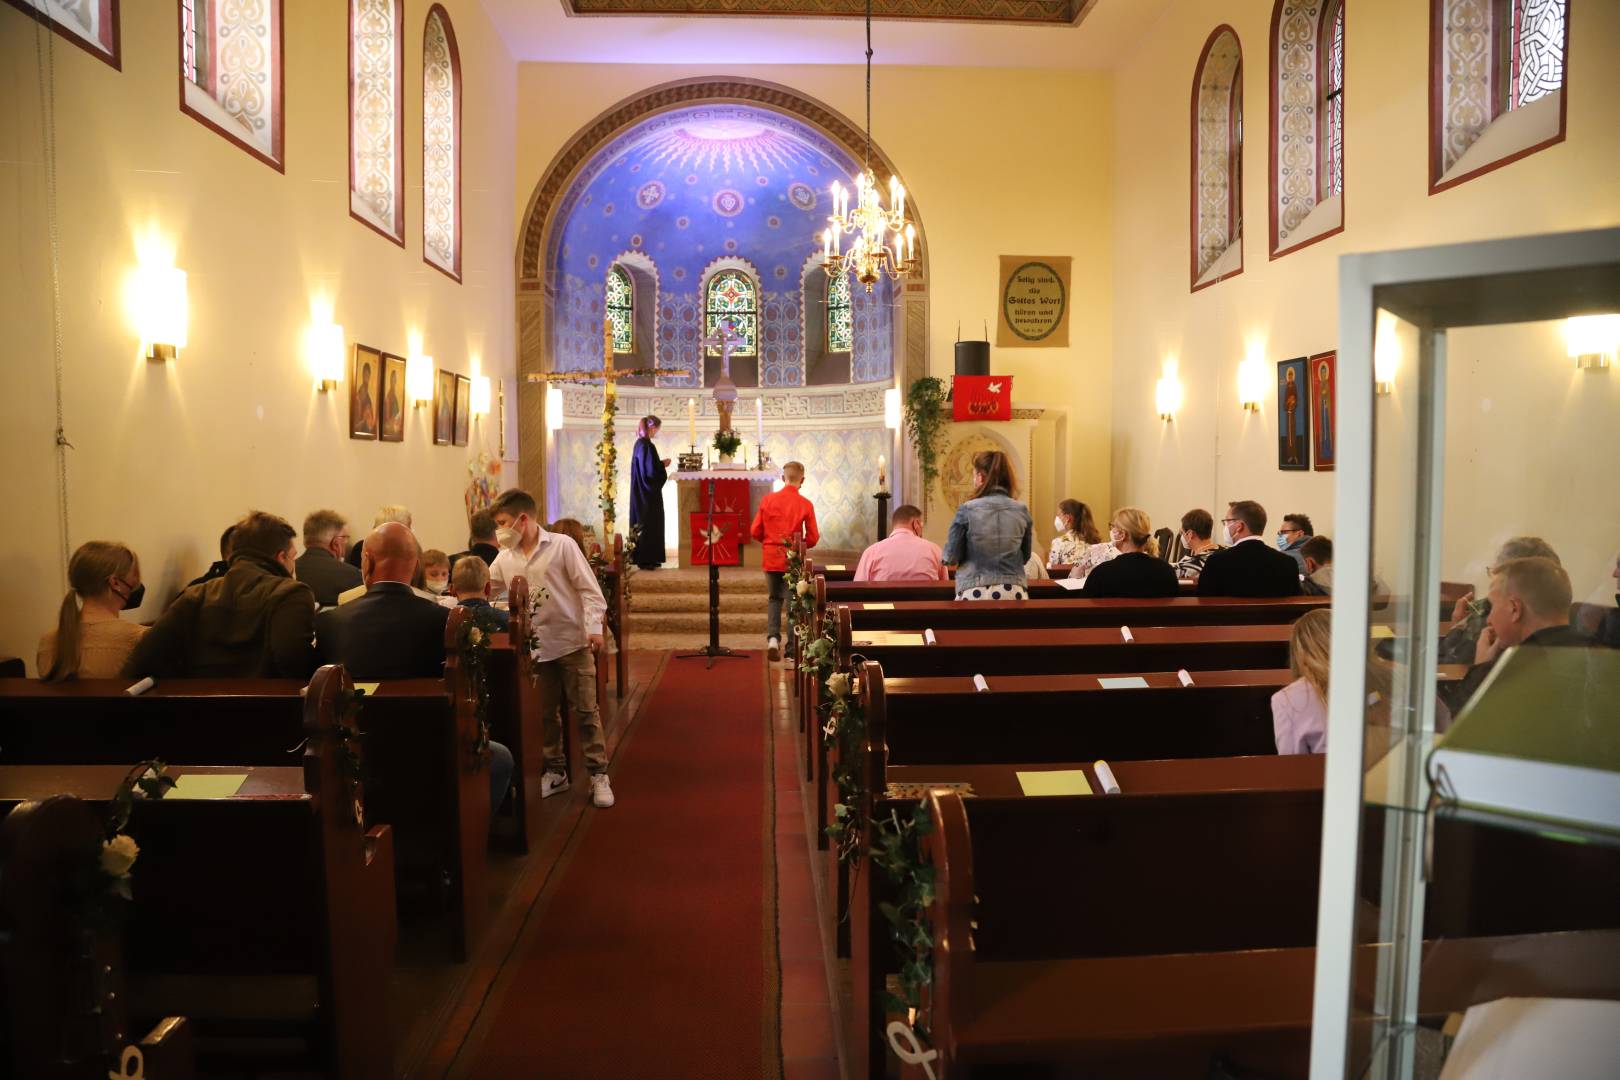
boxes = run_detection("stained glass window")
[1322,0,1345,199]
[351,0,402,241]
[827,270,853,353]
[179,0,284,169]
[606,266,634,354]
[422,7,460,279]
[705,270,757,357]
[1507,0,1566,111]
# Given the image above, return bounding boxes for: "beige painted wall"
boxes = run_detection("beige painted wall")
[0,1,518,673]
[1109,0,1620,598]
[512,63,1114,552]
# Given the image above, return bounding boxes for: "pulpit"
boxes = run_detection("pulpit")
[675,469,781,568]
[920,405,1046,550]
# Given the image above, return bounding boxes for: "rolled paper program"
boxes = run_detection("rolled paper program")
[1120,625,1134,643]
[124,676,155,696]
[972,673,989,693]
[1178,668,1195,687]
[1093,760,1122,795]
[924,628,937,646]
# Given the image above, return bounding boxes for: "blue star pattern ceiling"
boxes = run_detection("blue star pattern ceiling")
[549,104,893,389]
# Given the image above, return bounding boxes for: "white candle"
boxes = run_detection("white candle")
[687,397,697,446]
[755,397,764,449]
[878,455,887,488]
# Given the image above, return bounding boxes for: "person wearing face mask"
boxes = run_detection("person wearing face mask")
[1081,509,1179,598]
[1064,517,1128,582]
[38,541,149,680]
[1275,513,1314,574]
[488,488,615,809]
[421,549,453,604]
[1443,557,1592,713]
[1047,499,1102,570]
[1195,500,1302,597]
[1172,508,1224,582]
[854,505,947,582]
[295,509,362,607]
[124,511,316,679]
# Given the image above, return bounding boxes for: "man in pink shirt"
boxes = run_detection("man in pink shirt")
[853,505,947,583]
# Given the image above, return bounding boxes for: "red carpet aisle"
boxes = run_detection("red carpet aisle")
[456,650,781,1078]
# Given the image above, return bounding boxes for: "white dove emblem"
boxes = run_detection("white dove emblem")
[986,381,1003,394]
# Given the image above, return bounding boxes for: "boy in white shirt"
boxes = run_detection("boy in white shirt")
[488,488,615,808]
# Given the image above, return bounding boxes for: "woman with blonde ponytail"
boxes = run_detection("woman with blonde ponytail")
[37,541,147,680]
[1079,507,1179,598]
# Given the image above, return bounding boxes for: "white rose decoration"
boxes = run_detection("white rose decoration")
[796,581,812,597]
[468,626,484,646]
[101,834,139,877]
[826,672,851,700]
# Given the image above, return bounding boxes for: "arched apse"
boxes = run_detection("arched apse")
[515,77,930,533]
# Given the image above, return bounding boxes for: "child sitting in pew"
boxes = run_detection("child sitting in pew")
[1273,609,1332,755]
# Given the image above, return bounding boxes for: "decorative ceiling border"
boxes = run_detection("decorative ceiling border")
[557,0,1098,27]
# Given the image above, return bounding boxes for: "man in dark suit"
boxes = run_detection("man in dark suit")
[316,522,449,679]
[295,509,363,607]
[317,523,513,813]
[1196,500,1303,597]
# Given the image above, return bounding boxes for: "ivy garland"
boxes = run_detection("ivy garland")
[904,376,948,504]
[589,523,641,610]
[870,798,937,1036]
[594,394,620,526]
[332,688,369,824]
[520,586,555,682]
[459,615,498,761]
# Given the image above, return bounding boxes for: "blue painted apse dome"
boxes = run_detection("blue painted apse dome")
[549,104,894,388]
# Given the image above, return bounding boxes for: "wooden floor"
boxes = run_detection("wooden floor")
[389,652,845,1078]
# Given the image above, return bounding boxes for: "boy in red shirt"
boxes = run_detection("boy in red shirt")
[750,461,820,661]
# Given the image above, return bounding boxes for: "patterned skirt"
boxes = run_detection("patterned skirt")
[954,583,1029,602]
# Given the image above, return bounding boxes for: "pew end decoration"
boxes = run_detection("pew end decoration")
[445,606,494,764]
[510,576,555,681]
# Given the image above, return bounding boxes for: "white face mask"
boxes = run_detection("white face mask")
[1053,515,1067,533]
[1222,525,1235,546]
[1110,527,1126,544]
[495,525,521,550]
[426,578,449,594]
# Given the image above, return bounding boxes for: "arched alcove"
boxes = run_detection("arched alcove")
[515,77,930,549]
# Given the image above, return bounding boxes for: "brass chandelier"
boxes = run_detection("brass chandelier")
[820,0,917,293]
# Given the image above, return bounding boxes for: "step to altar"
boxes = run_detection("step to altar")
[623,559,857,650]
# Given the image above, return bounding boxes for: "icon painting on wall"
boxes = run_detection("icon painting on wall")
[453,374,472,447]
[434,369,456,446]
[1277,357,1311,471]
[350,345,381,440]
[380,354,406,442]
[1309,351,1335,471]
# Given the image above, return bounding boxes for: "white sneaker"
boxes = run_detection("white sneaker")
[590,773,615,808]
[767,636,781,661]
[540,770,570,799]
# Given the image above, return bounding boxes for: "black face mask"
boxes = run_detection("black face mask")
[120,582,146,610]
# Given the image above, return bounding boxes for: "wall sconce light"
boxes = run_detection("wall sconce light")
[471,374,492,417]
[1238,355,1267,411]
[308,322,345,391]
[1373,311,1400,395]
[545,385,564,433]
[407,354,435,406]
[1155,369,1181,421]
[884,387,902,430]
[136,265,188,362]
[1566,314,1618,370]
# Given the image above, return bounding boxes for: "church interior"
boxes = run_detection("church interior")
[2,0,1618,1076]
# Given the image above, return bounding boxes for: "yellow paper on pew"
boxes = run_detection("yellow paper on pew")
[353,682,380,695]
[1370,626,1396,640]
[851,631,926,646]
[824,564,846,571]
[862,603,895,610]
[1017,770,1093,797]
[167,774,249,800]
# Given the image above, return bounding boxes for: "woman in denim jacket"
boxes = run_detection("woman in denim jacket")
[942,450,1034,601]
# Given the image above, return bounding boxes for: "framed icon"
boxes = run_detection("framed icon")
[434,369,456,446]
[453,374,472,446]
[349,345,381,440]
[379,353,407,443]
[1309,351,1335,471]
[1277,357,1310,471]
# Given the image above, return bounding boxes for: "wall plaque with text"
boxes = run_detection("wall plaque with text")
[997,256,1071,347]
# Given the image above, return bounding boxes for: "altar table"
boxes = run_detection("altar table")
[675,468,780,569]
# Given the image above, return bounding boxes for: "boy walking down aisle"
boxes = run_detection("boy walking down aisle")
[750,461,820,662]
[488,488,615,809]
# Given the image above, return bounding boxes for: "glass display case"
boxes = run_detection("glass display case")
[1310,228,1620,1078]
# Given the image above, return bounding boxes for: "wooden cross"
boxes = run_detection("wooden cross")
[527,319,686,539]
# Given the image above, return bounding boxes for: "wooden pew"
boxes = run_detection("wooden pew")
[500,577,550,852]
[0,665,396,1077]
[840,593,1329,632]
[837,610,1294,676]
[913,788,1620,1079]
[0,616,490,961]
[1,793,196,1079]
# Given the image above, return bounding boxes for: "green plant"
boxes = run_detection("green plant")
[904,377,948,502]
[871,798,936,1035]
[712,429,742,457]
